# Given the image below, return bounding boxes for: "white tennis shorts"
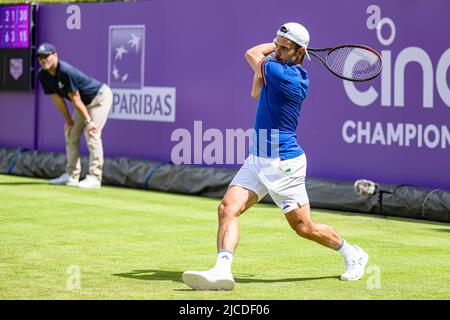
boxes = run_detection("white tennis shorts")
[230,153,309,214]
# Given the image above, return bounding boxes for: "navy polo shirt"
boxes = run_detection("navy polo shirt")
[38,60,103,105]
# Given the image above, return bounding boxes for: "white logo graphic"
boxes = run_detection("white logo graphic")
[9,58,23,80]
[66,265,81,290]
[108,25,176,122]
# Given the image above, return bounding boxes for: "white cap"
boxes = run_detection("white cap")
[276,22,311,61]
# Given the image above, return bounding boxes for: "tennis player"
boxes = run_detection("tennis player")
[183,23,369,290]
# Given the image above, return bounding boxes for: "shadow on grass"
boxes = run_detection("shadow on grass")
[0,181,48,186]
[113,269,184,282]
[113,269,338,286]
[431,227,450,233]
[314,209,450,226]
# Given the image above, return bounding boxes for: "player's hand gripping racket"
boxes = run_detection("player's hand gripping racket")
[308,45,382,82]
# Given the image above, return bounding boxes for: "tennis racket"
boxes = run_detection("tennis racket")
[308,45,382,82]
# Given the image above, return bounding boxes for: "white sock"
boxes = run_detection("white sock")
[212,250,233,273]
[337,239,358,259]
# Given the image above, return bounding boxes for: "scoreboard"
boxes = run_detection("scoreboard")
[0,4,36,91]
[0,5,30,48]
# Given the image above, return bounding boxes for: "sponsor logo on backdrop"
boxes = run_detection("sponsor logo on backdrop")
[342,5,450,150]
[108,25,176,122]
[9,58,23,80]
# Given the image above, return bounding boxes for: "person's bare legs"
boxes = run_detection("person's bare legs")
[284,203,342,249]
[182,185,259,290]
[285,203,369,281]
[216,185,259,253]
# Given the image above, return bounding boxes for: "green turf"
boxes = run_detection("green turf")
[0,174,449,300]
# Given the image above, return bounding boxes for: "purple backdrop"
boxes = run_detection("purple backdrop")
[1,0,450,190]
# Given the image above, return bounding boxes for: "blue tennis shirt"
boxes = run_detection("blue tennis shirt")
[252,59,309,160]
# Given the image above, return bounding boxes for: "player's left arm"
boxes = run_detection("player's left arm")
[244,43,276,78]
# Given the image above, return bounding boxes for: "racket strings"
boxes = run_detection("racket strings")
[327,47,382,80]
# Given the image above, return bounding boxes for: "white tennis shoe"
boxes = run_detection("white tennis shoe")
[182,269,235,291]
[78,175,101,189]
[341,245,369,281]
[49,173,79,186]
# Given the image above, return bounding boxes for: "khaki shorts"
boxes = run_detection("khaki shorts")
[230,153,309,213]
